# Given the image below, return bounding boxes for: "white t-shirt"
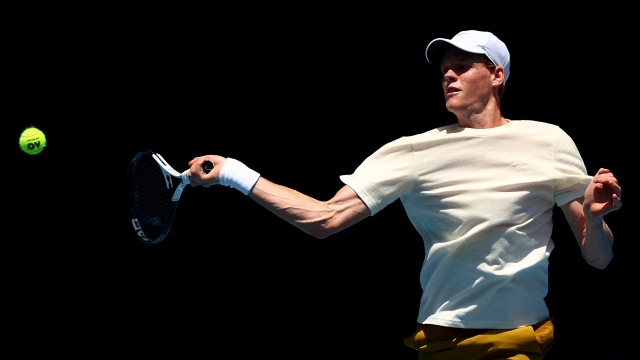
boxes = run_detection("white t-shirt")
[340,120,592,329]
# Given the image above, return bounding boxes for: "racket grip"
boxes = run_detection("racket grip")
[202,160,214,174]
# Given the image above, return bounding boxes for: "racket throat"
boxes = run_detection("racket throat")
[172,182,187,201]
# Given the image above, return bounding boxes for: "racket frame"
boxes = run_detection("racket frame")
[127,151,191,244]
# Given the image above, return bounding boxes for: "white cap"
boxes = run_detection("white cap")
[425,30,511,85]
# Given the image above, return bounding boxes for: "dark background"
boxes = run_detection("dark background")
[8,5,634,359]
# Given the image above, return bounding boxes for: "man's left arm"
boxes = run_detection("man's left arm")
[560,168,622,269]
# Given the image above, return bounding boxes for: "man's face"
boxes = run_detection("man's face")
[440,50,495,115]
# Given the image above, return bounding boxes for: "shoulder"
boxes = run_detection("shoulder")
[509,120,582,154]
[368,126,451,159]
[371,136,414,158]
[508,120,569,138]
[402,124,457,142]
[509,120,560,130]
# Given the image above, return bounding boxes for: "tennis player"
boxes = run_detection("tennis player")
[186,30,621,359]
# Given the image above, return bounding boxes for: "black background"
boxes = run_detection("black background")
[8,5,634,359]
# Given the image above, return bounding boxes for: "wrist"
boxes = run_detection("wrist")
[219,158,260,195]
[582,204,605,223]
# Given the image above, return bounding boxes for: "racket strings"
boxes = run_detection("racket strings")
[131,155,175,241]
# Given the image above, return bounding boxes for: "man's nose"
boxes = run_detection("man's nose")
[443,71,456,84]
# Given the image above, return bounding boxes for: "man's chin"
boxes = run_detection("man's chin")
[445,102,461,113]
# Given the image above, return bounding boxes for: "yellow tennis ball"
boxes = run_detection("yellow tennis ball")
[19,126,47,155]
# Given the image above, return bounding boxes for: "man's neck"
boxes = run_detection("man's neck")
[456,113,506,129]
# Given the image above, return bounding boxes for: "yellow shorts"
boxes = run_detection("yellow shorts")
[403,317,554,360]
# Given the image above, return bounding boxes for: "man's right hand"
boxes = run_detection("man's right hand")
[187,155,226,188]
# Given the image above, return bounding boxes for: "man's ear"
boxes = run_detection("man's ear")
[492,66,505,86]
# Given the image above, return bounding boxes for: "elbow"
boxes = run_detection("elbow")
[298,207,363,239]
[584,253,613,270]
[310,231,330,240]
[297,212,343,239]
[306,226,335,239]
[303,221,342,240]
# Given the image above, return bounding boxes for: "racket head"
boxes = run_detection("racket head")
[126,150,182,244]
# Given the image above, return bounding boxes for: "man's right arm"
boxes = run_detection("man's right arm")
[187,155,371,239]
[249,178,370,239]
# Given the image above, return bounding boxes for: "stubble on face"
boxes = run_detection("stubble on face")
[440,50,494,115]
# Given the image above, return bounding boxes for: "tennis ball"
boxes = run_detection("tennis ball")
[19,127,47,155]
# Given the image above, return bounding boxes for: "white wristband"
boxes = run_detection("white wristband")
[219,158,260,195]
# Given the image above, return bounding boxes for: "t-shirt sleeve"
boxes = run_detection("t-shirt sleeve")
[553,127,593,206]
[339,137,416,216]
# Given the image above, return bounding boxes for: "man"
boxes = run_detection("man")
[185,30,621,359]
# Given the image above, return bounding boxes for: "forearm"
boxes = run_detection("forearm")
[574,168,622,269]
[249,177,334,236]
[187,156,370,238]
[561,198,614,269]
[249,178,369,239]
[580,214,614,269]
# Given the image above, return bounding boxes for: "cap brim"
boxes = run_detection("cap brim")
[425,38,486,65]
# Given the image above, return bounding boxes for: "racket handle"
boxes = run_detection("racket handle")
[202,160,214,174]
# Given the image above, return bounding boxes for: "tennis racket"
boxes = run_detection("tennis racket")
[126,150,214,244]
